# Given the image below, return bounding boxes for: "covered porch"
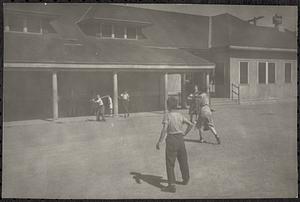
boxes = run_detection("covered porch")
[4,63,214,121]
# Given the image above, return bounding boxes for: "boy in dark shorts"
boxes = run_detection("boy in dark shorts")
[92,94,106,122]
[196,91,220,144]
[156,97,194,193]
[187,85,201,123]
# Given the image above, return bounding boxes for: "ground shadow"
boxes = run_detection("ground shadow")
[43,119,63,124]
[130,172,186,191]
[130,172,167,189]
[85,118,97,122]
[184,138,217,145]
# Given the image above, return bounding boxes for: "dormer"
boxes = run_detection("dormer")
[77,18,151,40]
[4,8,58,35]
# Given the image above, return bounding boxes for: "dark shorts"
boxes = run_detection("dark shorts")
[189,104,200,115]
[196,105,214,131]
[97,105,105,114]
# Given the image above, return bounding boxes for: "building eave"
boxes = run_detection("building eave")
[4,8,60,18]
[229,45,297,53]
[4,62,215,71]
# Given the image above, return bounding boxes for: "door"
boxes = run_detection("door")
[215,62,226,97]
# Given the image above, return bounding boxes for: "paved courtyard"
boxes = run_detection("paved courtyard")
[2,101,297,199]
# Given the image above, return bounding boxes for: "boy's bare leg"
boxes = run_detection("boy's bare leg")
[209,126,220,144]
[199,126,204,143]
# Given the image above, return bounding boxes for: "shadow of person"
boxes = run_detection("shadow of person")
[184,138,217,145]
[130,172,168,189]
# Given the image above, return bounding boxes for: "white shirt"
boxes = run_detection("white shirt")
[121,93,129,101]
[95,97,103,106]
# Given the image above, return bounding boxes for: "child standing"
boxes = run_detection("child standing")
[156,97,194,193]
[92,94,106,122]
[120,91,130,118]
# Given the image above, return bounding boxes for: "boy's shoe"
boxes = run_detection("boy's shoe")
[161,185,176,193]
[215,136,221,144]
[182,179,189,185]
[199,139,204,143]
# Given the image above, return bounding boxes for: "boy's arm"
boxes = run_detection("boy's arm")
[156,124,167,150]
[183,118,194,136]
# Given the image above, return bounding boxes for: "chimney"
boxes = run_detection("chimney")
[273,14,285,32]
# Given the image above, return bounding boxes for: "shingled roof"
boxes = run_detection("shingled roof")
[4,4,296,68]
[4,32,214,67]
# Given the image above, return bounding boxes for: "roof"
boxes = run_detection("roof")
[3,4,296,68]
[4,33,214,67]
[211,13,296,49]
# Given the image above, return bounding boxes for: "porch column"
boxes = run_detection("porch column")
[181,73,187,109]
[164,73,168,112]
[113,72,118,116]
[52,71,58,120]
[206,72,211,105]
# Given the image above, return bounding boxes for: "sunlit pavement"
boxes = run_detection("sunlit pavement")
[2,101,297,199]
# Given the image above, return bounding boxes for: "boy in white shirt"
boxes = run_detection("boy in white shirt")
[92,94,106,121]
[156,97,193,193]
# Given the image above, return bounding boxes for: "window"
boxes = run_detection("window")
[78,21,97,36]
[136,27,146,39]
[127,26,137,39]
[102,24,112,37]
[9,15,24,32]
[268,63,275,83]
[41,19,56,34]
[27,15,41,33]
[78,20,146,40]
[258,62,276,84]
[239,62,248,84]
[114,25,125,39]
[285,63,292,83]
[258,62,266,84]
[5,13,56,34]
[215,63,225,85]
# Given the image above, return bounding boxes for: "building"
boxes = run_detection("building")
[188,13,297,100]
[3,4,297,121]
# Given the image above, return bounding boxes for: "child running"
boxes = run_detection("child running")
[196,90,220,144]
[156,97,194,193]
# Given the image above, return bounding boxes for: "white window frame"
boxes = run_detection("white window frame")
[5,15,44,35]
[238,61,249,85]
[100,23,113,39]
[257,61,267,84]
[284,62,292,83]
[267,62,276,84]
[257,61,276,84]
[98,23,139,40]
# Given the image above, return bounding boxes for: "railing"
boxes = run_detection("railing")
[231,83,240,104]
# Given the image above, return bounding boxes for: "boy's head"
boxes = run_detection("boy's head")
[167,97,178,111]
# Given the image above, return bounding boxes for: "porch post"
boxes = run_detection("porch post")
[206,72,211,105]
[164,72,168,112]
[181,73,187,109]
[113,71,119,116]
[52,71,58,120]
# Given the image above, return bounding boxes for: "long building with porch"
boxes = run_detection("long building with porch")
[3,4,297,121]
